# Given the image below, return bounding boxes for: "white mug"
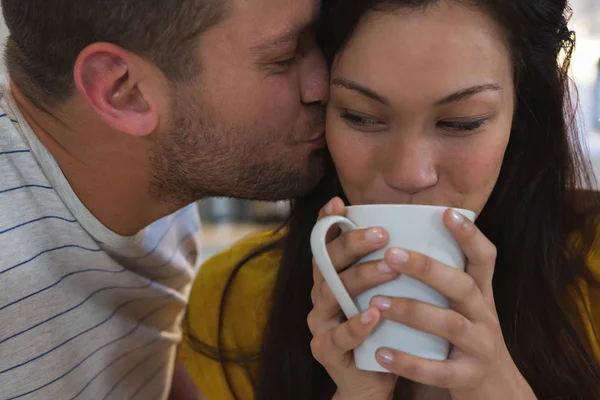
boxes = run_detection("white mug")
[310,204,476,372]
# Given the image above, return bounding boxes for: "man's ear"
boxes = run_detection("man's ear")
[73,42,159,136]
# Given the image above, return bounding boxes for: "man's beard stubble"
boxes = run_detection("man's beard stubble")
[149,95,326,206]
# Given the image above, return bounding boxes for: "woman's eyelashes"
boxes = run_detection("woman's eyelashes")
[340,110,383,128]
[340,109,489,135]
[437,118,488,134]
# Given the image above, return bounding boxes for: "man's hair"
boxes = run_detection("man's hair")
[1,0,228,107]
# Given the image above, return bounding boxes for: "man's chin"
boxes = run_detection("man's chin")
[232,155,325,201]
[291,151,327,196]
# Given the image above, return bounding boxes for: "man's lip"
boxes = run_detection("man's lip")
[307,132,325,142]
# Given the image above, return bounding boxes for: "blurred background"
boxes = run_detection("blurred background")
[0,0,598,259]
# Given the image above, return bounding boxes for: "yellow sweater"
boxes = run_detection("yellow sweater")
[179,231,600,400]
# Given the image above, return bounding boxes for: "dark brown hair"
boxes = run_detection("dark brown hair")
[188,0,600,398]
[1,0,228,108]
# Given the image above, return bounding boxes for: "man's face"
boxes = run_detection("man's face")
[151,0,328,204]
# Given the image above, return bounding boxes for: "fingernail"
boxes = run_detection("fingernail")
[325,200,334,215]
[372,296,391,311]
[377,261,393,274]
[390,248,409,264]
[450,210,464,225]
[376,349,395,365]
[360,310,373,325]
[366,228,385,244]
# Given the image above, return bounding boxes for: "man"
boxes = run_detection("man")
[0,0,327,398]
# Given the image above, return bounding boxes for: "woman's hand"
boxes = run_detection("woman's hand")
[370,209,536,400]
[308,197,398,400]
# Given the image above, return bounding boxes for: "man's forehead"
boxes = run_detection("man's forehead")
[232,0,320,50]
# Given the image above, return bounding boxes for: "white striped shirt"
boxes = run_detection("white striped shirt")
[0,81,201,400]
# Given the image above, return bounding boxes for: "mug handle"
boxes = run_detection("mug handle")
[310,215,362,319]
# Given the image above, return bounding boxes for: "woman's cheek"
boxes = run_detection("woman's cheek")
[442,132,509,209]
[327,123,380,201]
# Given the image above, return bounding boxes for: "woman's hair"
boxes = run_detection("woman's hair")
[187,0,600,399]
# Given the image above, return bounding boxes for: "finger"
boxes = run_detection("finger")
[312,262,323,304]
[312,259,399,319]
[312,197,348,295]
[326,227,388,271]
[384,249,485,321]
[311,225,388,304]
[331,307,381,351]
[371,296,489,356]
[310,307,381,369]
[307,306,343,336]
[375,348,481,389]
[443,209,497,298]
[317,197,347,243]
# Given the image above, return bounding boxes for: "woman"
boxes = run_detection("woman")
[180,0,600,399]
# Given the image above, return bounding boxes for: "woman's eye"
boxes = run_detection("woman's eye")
[340,111,382,127]
[438,119,487,133]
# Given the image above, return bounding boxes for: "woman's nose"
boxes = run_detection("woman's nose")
[381,138,438,194]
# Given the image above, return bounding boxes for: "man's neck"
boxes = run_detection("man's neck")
[10,82,182,235]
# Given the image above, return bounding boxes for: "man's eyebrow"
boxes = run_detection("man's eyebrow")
[251,20,315,54]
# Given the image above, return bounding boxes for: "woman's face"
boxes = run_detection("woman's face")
[326,1,515,216]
